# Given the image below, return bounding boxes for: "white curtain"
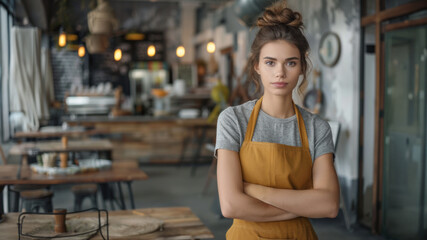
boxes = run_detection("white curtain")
[41,47,55,105]
[9,27,51,131]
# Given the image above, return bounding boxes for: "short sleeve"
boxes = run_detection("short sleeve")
[214,107,241,157]
[313,118,335,160]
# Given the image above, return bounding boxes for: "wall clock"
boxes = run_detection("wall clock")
[319,32,341,67]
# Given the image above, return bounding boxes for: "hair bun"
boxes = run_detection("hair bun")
[257,1,303,29]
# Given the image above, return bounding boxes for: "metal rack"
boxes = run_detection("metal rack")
[17,208,109,240]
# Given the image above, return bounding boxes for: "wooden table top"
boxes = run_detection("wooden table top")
[8,139,113,156]
[0,207,214,239]
[176,118,217,127]
[0,161,148,185]
[13,128,110,139]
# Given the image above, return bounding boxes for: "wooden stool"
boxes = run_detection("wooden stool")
[9,185,50,212]
[20,189,54,213]
[71,184,98,211]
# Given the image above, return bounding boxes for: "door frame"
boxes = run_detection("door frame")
[359,0,427,234]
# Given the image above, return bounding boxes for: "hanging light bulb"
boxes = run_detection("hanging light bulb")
[207,41,215,53]
[147,45,156,57]
[176,45,185,58]
[78,45,86,57]
[58,31,67,47]
[114,48,122,61]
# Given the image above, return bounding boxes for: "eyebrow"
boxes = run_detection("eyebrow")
[263,56,300,61]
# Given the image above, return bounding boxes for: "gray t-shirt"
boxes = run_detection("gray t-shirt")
[215,99,334,162]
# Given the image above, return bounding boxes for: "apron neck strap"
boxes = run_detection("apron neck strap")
[244,97,263,142]
[244,97,310,150]
[293,102,309,150]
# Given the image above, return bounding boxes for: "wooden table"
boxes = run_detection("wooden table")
[0,161,147,185]
[0,161,148,216]
[9,139,114,167]
[9,139,113,156]
[14,128,110,139]
[64,116,217,164]
[0,207,214,239]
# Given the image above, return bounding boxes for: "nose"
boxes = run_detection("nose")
[275,65,285,78]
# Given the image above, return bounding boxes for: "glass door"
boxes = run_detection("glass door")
[383,25,427,240]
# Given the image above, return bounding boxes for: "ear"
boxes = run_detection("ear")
[254,62,260,75]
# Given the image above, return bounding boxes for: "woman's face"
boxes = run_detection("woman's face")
[255,40,302,98]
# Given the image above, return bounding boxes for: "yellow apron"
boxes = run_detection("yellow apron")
[226,97,318,240]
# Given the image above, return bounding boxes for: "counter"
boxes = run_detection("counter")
[63,115,179,123]
[63,116,216,164]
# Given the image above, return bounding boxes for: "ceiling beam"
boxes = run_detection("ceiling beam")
[21,0,48,30]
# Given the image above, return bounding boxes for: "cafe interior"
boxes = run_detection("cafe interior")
[0,0,426,239]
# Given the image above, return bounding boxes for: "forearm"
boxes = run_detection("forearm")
[256,187,339,218]
[219,190,298,222]
[244,154,340,218]
[216,149,299,222]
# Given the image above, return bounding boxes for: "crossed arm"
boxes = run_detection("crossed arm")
[217,149,340,222]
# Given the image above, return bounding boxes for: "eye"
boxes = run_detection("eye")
[265,60,275,66]
[286,61,297,67]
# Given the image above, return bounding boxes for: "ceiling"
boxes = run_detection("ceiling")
[15,0,235,33]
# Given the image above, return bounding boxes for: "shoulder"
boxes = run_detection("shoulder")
[297,105,331,132]
[218,99,257,121]
[229,99,257,113]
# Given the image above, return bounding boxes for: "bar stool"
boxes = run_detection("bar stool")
[9,184,50,212]
[71,184,98,211]
[0,145,51,212]
[20,189,54,213]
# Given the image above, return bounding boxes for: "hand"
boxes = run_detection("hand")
[243,182,266,201]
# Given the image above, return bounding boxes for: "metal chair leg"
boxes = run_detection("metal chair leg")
[99,183,108,210]
[117,182,125,210]
[126,181,135,209]
[108,184,115,211]
[191,127,207,176]
[202,157,217,195]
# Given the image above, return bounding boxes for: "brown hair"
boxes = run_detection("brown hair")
[247,0,310,96]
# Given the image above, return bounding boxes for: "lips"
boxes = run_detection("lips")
[271,82,288,88]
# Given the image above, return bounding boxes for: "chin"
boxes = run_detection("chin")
[266,89,292,97]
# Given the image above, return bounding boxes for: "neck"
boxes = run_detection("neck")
[261,94,295,119]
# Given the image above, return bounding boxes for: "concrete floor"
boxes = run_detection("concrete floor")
[47,164,387,240]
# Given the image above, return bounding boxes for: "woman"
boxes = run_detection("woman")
[215,1,340,239]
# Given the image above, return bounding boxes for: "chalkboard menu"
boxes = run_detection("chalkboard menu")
[127,32,165,61]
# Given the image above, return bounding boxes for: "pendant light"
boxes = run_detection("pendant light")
[58,28,67,47]
[147,45,156,57]
[176,45,185,58]
[207,41,215,53]
[114,48,122,61]
[78,45,85,57]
